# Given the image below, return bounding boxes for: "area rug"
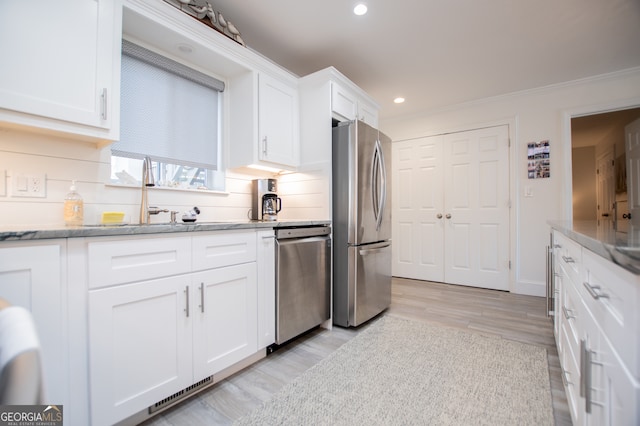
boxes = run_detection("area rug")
[234,315,554,426]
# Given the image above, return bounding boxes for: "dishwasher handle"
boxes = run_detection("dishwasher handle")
[359,241,391,255]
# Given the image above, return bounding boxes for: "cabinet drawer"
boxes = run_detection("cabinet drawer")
[192,231,257,272]
[554,231,583,286]
[560,275,583,357]
[582,248,640,378]
[560,326,583,426]
[88,236,191,289]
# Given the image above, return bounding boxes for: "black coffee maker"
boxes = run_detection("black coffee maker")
[251,179,282,221]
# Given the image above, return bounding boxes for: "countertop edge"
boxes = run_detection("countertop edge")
[548,220,640,274]
[0,220,332,241]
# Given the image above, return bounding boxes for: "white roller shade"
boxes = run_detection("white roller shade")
[112,40,224,170]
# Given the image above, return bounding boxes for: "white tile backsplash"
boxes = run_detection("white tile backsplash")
[0,127,331,227]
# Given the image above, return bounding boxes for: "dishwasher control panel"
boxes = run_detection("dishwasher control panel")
[275,225,331,239]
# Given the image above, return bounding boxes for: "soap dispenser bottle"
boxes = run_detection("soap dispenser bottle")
[64,180,84,226]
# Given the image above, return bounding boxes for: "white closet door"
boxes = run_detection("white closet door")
[392,136,444,281]
[392,125,510,291]
[443,126,509,290]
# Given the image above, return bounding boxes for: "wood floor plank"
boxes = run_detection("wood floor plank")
[141,278,572,426]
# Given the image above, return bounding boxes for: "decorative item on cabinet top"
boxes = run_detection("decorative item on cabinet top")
[163,0,245,46]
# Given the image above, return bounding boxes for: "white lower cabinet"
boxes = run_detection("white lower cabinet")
[0,241,67,407]
[553,230,640,426]
[192,263,257,380]
[257,230,276,348]
[89,275,194,426]
[87,230,269,426]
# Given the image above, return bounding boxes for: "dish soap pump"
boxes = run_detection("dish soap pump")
[64,180,84,226]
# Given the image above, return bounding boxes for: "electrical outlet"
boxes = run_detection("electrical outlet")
[11,172,46,198]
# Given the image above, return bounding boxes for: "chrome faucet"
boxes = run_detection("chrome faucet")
[139,157,179,224]
[140,156,156,224]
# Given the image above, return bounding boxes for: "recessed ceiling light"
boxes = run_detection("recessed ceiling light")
[394,97,405,104]
[353,3,368,15]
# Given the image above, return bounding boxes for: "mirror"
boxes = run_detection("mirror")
[571,107,640,224]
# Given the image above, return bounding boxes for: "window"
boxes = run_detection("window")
[110,40,225,191]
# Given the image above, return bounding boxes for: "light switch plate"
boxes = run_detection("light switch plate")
[11,172,46,198]
[0,170,5,196]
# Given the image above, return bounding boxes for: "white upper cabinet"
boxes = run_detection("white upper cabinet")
[258,73,299,168]
[298,67,380,168]
[228,70,300,171]
[331,81,379,127]
[0,0,122,143]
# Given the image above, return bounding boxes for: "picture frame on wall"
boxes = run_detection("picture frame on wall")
[527,140,550,179]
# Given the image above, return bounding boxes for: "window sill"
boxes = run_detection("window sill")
[106,183,230,196]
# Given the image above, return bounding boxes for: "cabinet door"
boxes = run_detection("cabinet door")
[358,99,379,128]
[257,230,275,349]
[0,0,120,139]
[192,263,258,380]
[331,81,357,121]
[89,276,193,426]
[0,242,65,406]
[258,73,299,167]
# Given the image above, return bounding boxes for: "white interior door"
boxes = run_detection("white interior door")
[443,127,510,290]
[392,126,510,291]
[392,135,445,281]
[626,118,640,230]
[596,150,615,219]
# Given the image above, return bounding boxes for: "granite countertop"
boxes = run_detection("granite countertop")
[0,220,331,241]
[548,219,640,274]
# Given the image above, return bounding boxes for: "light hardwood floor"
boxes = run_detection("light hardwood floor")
[141,278,572,425]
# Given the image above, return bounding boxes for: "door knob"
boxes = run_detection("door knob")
[437,213,443,219]
[445,213,452,219]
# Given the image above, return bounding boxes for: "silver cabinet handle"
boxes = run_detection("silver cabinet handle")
[101,88,108,120]
[579,339,586,397]
[561,255,574,263]
[562,306,575,320]
[185,286,190,318]
[262,136,268,156]
[436,213,443,219]
[199,282,205,313]
[584,346,593,413]
[583,282,609,300]
[445,213,452,219]
[561,369,572,387]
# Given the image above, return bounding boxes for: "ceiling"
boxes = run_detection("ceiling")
[205,0,640,122]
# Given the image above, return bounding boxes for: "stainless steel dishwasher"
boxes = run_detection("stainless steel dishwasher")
[275,225,331,344]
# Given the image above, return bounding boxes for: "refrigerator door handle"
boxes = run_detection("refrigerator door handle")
[359,241,391,255]
[377,138,387,231]
[371,139,386,231]
[371,141,380,225]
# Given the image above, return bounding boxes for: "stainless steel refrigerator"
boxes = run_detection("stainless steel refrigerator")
[332,119,392,327]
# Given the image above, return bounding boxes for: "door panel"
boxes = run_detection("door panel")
[393,126,509,291]
[392,136,444,281]
[626,118,640,228]
[350,242,392,326]
[354,121,392,243]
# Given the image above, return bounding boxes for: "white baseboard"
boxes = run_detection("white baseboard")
[513,279,546,297]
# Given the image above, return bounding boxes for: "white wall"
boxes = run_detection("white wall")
[379,67,640,295]
[0,127,322,227]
